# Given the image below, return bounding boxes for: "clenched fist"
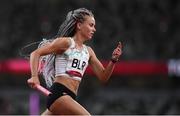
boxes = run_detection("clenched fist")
[111,42,122,63]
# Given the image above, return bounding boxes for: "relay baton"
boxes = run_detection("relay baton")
[35,84,51,96]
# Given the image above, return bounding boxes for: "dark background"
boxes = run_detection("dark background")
[0,0,180,115]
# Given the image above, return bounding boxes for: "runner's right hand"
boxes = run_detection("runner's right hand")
[27,76,40,89]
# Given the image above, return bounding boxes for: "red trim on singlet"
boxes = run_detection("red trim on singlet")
[66,70,82,77]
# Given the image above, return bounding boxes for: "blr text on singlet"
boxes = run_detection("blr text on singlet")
[55,38,90,81]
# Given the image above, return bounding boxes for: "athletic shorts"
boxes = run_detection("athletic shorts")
[47,82,77,109]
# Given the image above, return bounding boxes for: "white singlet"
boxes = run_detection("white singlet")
[55,38,90,81]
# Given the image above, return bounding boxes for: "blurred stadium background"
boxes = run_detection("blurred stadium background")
[0,0,180,115]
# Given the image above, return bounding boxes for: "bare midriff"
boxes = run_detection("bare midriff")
[54,75,81,95]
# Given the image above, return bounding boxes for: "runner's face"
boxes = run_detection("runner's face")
[78,16,96,40]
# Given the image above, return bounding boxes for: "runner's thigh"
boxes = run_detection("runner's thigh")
[41,109,52,115]
[49,95,90,115]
